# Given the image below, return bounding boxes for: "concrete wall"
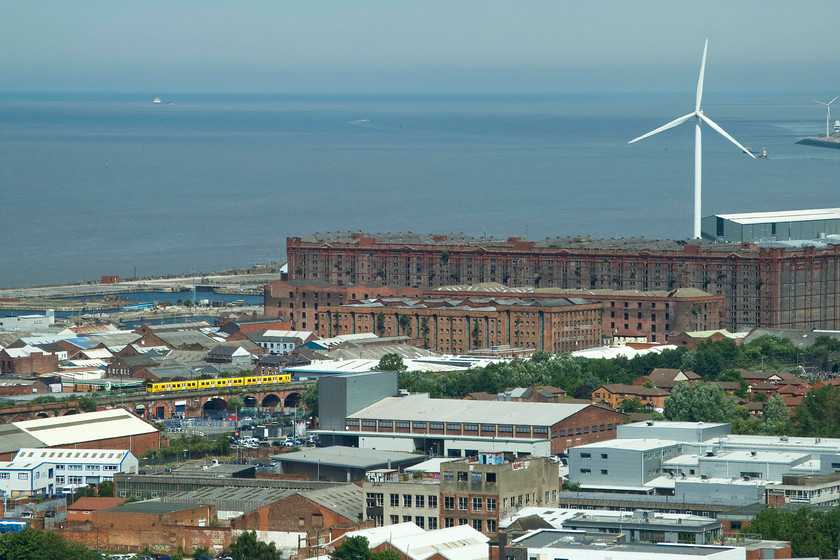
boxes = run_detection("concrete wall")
[569,442,683,487]
[618,423,731,443]
[319,371,399,431]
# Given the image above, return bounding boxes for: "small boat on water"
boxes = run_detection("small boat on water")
[153,97,162,104]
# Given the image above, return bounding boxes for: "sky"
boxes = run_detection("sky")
[1,1,838,94]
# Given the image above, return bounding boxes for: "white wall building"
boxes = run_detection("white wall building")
[0,448,138,497]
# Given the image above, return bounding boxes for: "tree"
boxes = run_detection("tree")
[331,536,371,560]
[761,395,792,435]
[228,531,281,560]
[376,312,386,336]
[399,314,413,337]
[617,398,647,413]
[375,353,407,372]
[794,385,840,437]
[0,528,103,560]
[663,382,738,423]
[303,382,319,417]
[76,395,97,412]
[420,317,431,349]
[98,480,114,497]
[227,395,245,416]
[749,506,838,559]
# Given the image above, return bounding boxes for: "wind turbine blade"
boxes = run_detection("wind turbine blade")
[699,113,756,158]
[628,112,695,144]
[696,39,708,112]
[830,95,840,105]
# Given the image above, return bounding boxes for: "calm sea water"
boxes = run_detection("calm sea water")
[1,92,837,288]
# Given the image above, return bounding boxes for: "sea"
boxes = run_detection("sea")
[1,91,838,289]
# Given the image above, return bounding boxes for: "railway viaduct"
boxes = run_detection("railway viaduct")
[0,382,312,423]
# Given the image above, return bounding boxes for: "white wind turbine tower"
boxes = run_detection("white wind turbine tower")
[629,39,755,240]
[815,95,840,137]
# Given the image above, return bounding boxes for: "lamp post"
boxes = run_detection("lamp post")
[317,459,321,482]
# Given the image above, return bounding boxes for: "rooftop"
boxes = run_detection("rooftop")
[274,446,423,469]
[716,208,840,225]
[348,394,593,426]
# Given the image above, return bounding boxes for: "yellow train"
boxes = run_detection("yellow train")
[146,374,292,393]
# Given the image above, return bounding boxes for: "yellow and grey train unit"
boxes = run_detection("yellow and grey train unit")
[146,374,292,393]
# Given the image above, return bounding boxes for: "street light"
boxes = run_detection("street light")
[317,459,321,482]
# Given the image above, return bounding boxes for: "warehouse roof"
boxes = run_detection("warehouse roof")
[348,394,593,426]
[716,208,840,225]
[14,409,157,446]
[275,446,422,469]
[301,483,364,523]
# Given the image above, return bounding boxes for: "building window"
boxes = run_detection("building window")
[362,420,376,428]
[499,425,513,433]
[457,471,468,482]
[444,497,454,510]
[446,423,461,431]
[0,473,8,479]
[443,472,454,482]
[580,452,591,458]
[402,516,412,523]
[379,421,392,428]
[396,421,410,429]
[390,515,400,525]
[486,519,497,533]
[486,498,496,512]
[473,497,482,511]
[580,469,591,474]
[430,423,444,430]
[415,516,425,529]
[413,422,426,430]
[472,519,483,532]
[428,495,437,508]
[464,424,478,431]
[390,494,399,506]
[445,518,454,528]
[534,427,548,435]
[416,495,425,508]
[428,517,438,530]
[459,518,468,526]
[458,497,468,510]
[486,472,496,483]
[601,469,608,475]
[56,476,65,484]
[516,427,530,434]
[403,494,412,508]
[481,425,496,433]
[601,453,608,459]
[18,473,28,480]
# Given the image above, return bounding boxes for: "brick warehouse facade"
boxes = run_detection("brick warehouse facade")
[315,296,602,353]
[267,280,723,345]
[287,232,840,330]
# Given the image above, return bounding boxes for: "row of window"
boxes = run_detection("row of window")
[442,517,497,533]
[442,496,497,512]
[348,420,550,435]
[387,494,438,508]
[388,515,438,529]
[557,424,614,438]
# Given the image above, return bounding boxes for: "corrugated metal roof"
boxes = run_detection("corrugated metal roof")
[349,394,590,426]
[15,409,158,446]
[717,208,840,225]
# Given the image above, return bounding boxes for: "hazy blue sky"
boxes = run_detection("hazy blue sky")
[2,1,838,93]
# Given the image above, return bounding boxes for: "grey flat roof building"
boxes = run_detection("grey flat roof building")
[702,208,840,243]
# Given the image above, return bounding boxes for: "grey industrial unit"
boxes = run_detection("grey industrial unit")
[318,370,399,431]
[702,208,840,243]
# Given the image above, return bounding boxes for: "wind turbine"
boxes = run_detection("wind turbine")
[629,39,755,240]
[815,95,840,137]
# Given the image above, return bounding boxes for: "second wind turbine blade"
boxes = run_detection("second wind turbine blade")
[699,113,756,158]
[628,112,695,144]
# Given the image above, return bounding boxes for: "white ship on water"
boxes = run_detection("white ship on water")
[153,97,162,104]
